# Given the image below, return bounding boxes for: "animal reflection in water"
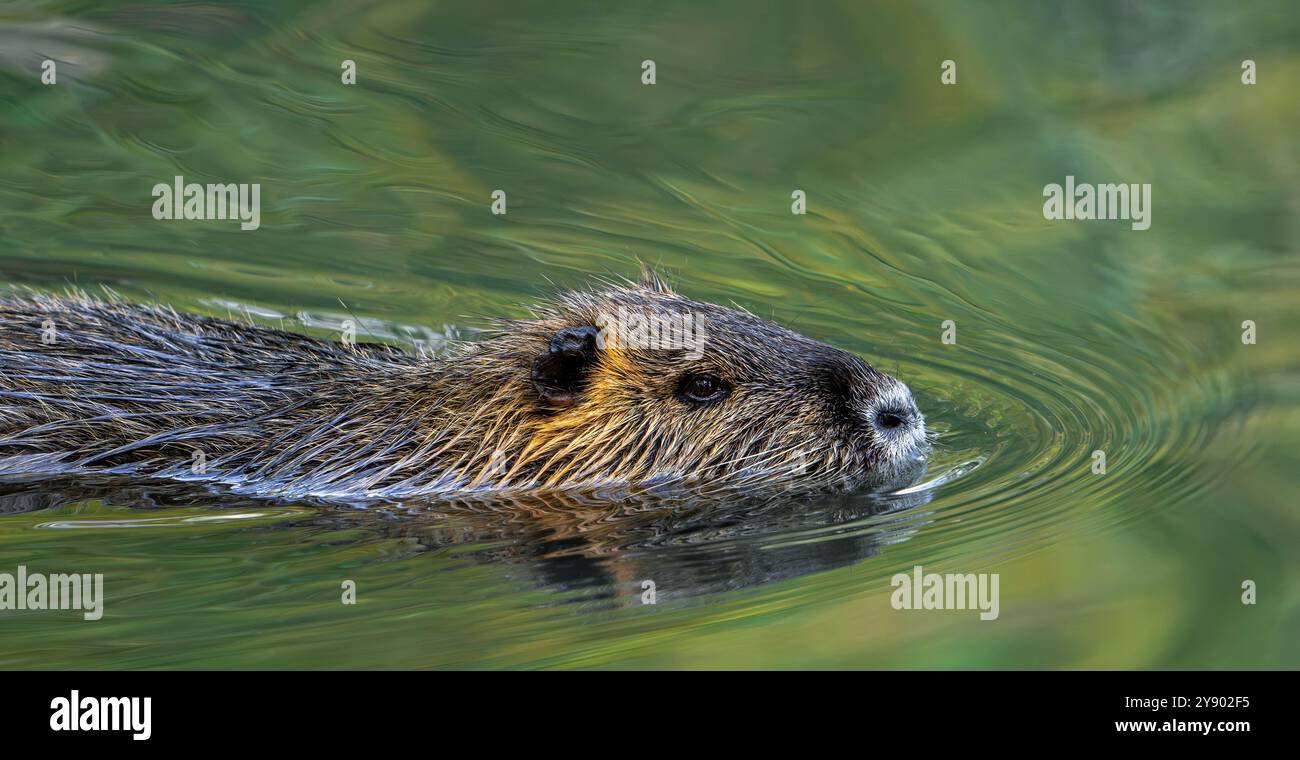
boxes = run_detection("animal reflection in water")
[0,478,934,604]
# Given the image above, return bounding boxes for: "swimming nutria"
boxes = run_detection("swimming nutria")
[0,272,928,498]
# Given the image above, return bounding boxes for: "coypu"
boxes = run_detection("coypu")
[0,272,928,499]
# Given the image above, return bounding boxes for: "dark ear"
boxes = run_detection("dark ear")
[638,264,674,295]
[530,326,600,408]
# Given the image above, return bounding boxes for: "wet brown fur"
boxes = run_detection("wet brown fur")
[0,272,926,499]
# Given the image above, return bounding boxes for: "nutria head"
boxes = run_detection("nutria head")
[463,271,929,493]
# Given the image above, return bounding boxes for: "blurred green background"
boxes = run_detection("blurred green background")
[0,0,1296,668]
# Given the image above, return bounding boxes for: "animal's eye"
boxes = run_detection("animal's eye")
[677,373,731,404]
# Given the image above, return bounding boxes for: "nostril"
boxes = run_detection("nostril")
[875,410,907,430]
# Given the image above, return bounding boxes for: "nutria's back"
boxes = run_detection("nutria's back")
[0,275,928,498]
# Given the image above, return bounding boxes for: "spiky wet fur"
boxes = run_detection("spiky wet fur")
[0,276,927,499]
